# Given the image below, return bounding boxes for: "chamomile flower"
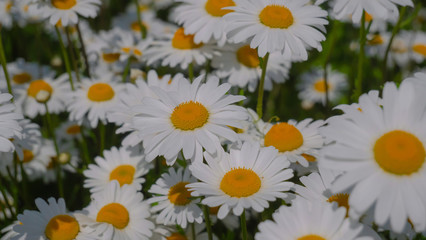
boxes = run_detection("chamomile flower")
[255,198,380,240]
[411,32,426,63]
[0,221,23,240]
[0,0,13,28]
[115,30,151,62]
[55,121,83,143]
[260,119,324,167]
[224,0,328,59]
[132,75,247,165]
[188,141,294,219]
[174,0,236,45]
[148,167,203,228]
[84,146,151,193]
[67,74,125,128]
[13,198,91,240]
[298,67,348,107]
[79,181,154,239]
[0,91,22,153]
[212,43,291,92]
[320,80,426,233]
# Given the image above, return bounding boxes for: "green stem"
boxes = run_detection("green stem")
[18,159,30,208]
[65,27,81,83]
[0,28,13,96]
[122,58,132,83]
[256,53,270,120]
[382,7,406,83]
[78,134,91,168]
[204,59,211,82]
[76,22,91,78]
[55,26,75,91]
[188,62,194,82]
[352,11,367,101]
[99,122,105,156]
[239,89,245,106]
[202,204,213,240]
[241,209,248,240]
[191,223,197,240]
[133,0,147,39]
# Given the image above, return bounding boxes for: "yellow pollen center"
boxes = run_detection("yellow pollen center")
[51,0,76,10]
[109,165,136,186]
[20,149,34,163]
[45,215,80,240]
[6,2,12,12]
[413,44,426,56]
[313,79,330,93]
[167,233,188,240]
[130,21,149,32]
[327,193,350,216]
[236,45,260,68]
[298,235,326,240]
[102,53,121,63]
[220,168,261,198]
[368,35,384,45]
[172,28,204,50]
[374,130,425,175]
[301,153,316,162]
[13,73,32,84]
[27,80,53,98]
[259,5,294,29]
[168,182,192,206]
[264,122,304,152]
[96,203,129,229]
[205,0,235,17]
[87,83,115,102]
[364,12,373,22]
[66,125,81,135]
[170,101,209,131]
[122,47,142,56]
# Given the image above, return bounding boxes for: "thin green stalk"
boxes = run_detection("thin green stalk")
[256,53,270,120]
[18,159,31,208]
[65,26,81,83]
[239,89,245,106]
[202,204,213,240]
[204,59,211,82]
[352,11,367,101]
[122,58,132,83]
[382,7,406,83]
[133,0,147,39]
[55,26,75,91]
[76,22,91,78]
[0,29,13,96]
[78,135,91,168]
[188,62,194,82]
[191,223,197,240]
[99,122,106,156]
[241,209,248,240]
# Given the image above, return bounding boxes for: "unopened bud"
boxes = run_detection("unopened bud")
[51,55,62,67]
[58,152,71,164]
[35,90,51,103]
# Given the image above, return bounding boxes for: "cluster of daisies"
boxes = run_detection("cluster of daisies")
[0,0,425,239]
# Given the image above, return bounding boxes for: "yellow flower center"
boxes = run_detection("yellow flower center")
[259,5,294,29]
[122,47,142,56]
[96,203,129,229]
[298,235,326,240]
[167,233,188,240]
[327,193,350,217]
[413,44,426,56]
[13,72,32,84]
[87,83,115,102]
[130,21,149,32]
[368,34,384,45]
[27,80,53,98]
[374,130,425,175]
[102,53,121,63]
[66,125,81,135]
[171,28,204,50]
[364,12,373,22]
[204,0,235,17]
[301,153,316,162]
[6,2,12,12]
[236,45,260,68]
[170,101,209,131]
[20,149,34,163]
[109,165,136,186]
[264,122,304,152]
[45,215,80,240]
[51,0,76,10]
[168,181,192,206]
[313,79,331,93]
[220,168,261,198]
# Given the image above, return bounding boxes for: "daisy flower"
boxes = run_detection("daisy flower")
[224,0,328,59]
[212,43,291,92]
[0,91,22,153]
[0,0,13,29]
[174,0,236,45]
[297,67,348,107]
[13,198,91,240]
[148,167,203,228]
[1,221,24,240]
[55,121,83,143]
[0,190,15,220]
[144,27,217,69]
[411,31,426,63]
[255,198,380,240]
[131,75,247,165]
[260,118,325,167]
[67,73,125,128]
[79,181,154,239]
[83,146,152,194]
[319,80,426,233]
[114,30,151,62]
[188,141,294,219]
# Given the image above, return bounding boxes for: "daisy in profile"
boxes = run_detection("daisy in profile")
[212,43,291,92]
[132,75,247,165]
[174,0,236,45]
[188,141,294,219]
[320,80,426,234]
[260,119,324,167]
[67,73,124,128]
[144,27,217,69]
[84,146,152,193]
[148,167,203,228]
[0,90,22,153]
[255,198,380,240]
[13,198,91,240]
[411,32,426,63]
[224,0,328,59]
[79,181,154,239]
[297,67,348,107]
[55,121,83,143]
